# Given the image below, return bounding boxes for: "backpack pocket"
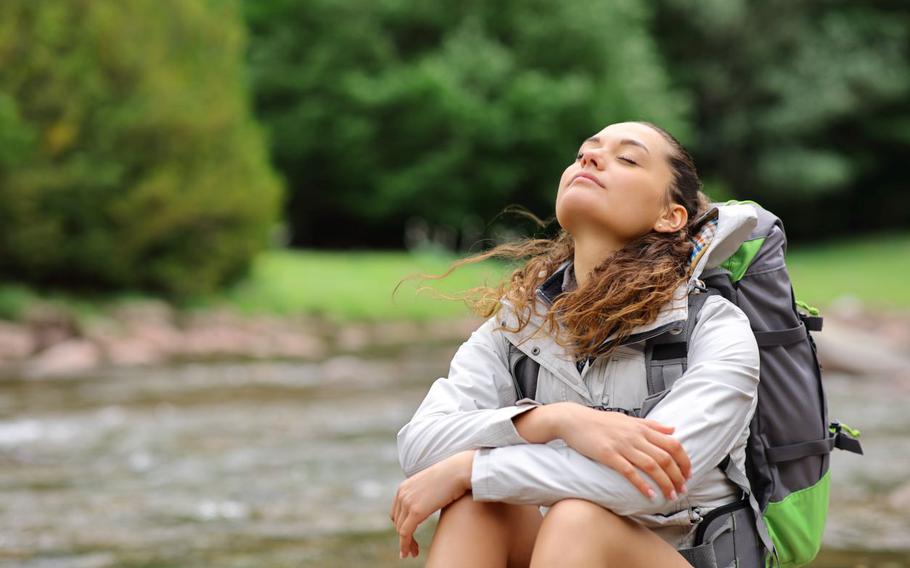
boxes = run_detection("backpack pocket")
[762,470,830,568]
[680,497,763,568]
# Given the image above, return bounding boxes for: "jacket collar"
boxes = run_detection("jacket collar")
[533,259,689,347]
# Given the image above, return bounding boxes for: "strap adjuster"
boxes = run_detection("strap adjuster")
[689,278,708,294]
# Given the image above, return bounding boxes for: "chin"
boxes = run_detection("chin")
[556,189,607,230]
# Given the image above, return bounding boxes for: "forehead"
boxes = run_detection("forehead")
[590,122,671,156]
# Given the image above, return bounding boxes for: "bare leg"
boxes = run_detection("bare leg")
[426,492,544,568]
[529,499,693,568]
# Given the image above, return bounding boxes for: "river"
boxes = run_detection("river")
[0,339,905,567]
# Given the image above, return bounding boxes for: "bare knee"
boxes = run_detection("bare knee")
[546,499,610,522]
[439,492,512,525]
[531,499,634,567]
[429,494,542,568]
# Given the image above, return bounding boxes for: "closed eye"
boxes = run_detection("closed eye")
[575,150,638,166]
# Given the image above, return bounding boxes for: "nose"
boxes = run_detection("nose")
[578,146,602,170]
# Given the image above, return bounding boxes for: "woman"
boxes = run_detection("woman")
[390,121,763,567]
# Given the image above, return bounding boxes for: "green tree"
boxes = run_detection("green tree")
[0,0,283,296]
[652,0,910,239]
[245,0,691,248]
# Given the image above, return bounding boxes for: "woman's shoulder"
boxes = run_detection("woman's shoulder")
[688,293,759,366]
[696,294,751,330]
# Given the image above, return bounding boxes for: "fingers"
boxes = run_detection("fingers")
[399,532,411,559]
[391,488,404,527]
[644,428,692,480]
[398,533,420,558]
[605,455,657,500]
[627,448,677,500]
[642,418,675,434]
[636,439,687,496]
[398,509,426,558]
[389,490,398,524]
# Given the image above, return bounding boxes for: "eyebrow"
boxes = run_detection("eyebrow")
[582,136,651,155]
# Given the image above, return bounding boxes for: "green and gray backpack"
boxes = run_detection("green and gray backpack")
[509,199,864,567]
[688,200,864,567]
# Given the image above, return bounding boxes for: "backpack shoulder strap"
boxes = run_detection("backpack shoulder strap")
[644,284,721,397]
[507,341,541,401]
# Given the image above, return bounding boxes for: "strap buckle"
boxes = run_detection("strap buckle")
[689,278,708,294]
[829,420,864,455]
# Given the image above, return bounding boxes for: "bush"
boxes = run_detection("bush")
[0,0,283,297]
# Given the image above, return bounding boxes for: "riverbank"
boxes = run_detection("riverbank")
[0,301,482,379]
[0,293,908,380]
[1,236,909,378]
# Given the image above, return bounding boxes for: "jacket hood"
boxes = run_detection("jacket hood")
[498,202,758,350]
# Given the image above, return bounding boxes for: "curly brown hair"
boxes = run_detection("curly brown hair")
[395,121,712,362]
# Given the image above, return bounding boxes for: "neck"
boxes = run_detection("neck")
[572,231,627,288]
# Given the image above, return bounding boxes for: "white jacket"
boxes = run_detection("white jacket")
[396,203,761,550]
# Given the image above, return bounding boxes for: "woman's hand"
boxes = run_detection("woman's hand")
[390,449,475,559]
[552,403,691,501]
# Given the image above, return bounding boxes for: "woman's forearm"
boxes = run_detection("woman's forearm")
[511,402,572,443]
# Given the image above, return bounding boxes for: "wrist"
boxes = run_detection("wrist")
[457,450,476,491]
[545,402,573,440]
[513,402,572,443]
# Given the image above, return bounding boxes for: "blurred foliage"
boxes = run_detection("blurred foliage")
[1,0,907,301]
[244,0,691,248]
[0,0,283,297]
[245,0,910,249]
[651,0,910,240]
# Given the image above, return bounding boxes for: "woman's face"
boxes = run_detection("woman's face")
[555,122,680,244]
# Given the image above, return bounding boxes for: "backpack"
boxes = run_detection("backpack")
[507,199,864,568]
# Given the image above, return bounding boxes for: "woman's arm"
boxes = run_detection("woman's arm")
[396,314,541,477]
[514,402,690,501]
[398,311,693,497]
[469,295,760,516]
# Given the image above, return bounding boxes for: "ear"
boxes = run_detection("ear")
[653,203,688,233]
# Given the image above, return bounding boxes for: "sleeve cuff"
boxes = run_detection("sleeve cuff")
[470,447,500,501]
[486,400,542,446]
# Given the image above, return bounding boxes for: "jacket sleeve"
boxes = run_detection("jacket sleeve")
[396,314,542,478]
[470,295,760,516]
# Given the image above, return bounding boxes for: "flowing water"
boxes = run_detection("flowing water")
[0,339,906,567]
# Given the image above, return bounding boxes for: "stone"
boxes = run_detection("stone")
[0,321,35,361]
[25,339,101,378]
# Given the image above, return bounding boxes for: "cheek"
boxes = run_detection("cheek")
[610,186,664,235]
[557,168,573,192]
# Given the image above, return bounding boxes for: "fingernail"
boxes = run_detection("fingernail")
[670,490,678,500]
[400,552,405,559]
[647,489,656,500]
[681,483,688,494]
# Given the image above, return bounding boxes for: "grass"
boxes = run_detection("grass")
[0,231,907,324]
[785,230,910,312]
[203,248,511,322]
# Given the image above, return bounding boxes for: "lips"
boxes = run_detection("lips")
[570,171,604,188]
